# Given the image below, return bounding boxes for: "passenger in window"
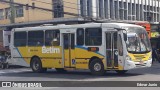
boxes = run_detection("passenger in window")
[51,38,59,46]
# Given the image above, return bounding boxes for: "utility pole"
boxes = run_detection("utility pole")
[9,0,15,24]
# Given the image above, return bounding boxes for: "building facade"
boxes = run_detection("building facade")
[79,0,160,23]
[0,0,79,25]
[1,0,160,25]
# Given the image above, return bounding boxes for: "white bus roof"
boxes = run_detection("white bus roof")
[13,23,144,32]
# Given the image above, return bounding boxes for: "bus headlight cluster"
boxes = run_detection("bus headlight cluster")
[126,55,132,61]
[149,55,152,60]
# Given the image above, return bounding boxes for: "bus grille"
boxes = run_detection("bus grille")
[135,63,147,67]
[133,55,146,61]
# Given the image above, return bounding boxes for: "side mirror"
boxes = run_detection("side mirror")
[123,33,127,41]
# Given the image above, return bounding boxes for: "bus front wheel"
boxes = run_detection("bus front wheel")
[89,59,105,76]
[31,57,47,73]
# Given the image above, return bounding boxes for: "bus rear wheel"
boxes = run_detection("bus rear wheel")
[115,70,128,74]
[31,57,47,73]
[89,59,105,76]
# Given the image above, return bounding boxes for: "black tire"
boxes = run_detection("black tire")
[55,68,67,73]
[115,70,128,74]
[30,57,47,73]
[89,59,105,76]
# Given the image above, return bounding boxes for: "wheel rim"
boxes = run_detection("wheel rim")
[33,60,39,70]
[94,63,101,71]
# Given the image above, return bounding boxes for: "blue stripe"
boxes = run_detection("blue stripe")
[16,48,26,61]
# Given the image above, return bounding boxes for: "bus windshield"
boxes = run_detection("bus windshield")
[125,27,151,53]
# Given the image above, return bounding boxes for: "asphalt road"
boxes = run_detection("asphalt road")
[0,61,160,90]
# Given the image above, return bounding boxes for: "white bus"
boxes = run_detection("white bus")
[10,23,152,75]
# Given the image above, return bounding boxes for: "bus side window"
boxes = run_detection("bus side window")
[45,30,60,46]
[14,32,27,47]
[76,28,84,45]
[85,28,102,46]
[28,31,44,46]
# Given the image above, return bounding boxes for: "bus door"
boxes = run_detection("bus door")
[106,32,118,69]
[63,33,75,68]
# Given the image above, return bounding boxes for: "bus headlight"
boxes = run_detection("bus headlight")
[126,55,132,61]
[149,55,152,60]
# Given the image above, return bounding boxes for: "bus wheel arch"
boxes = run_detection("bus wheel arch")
[30,56,47,73]
[89,57,105,76]
[89,56,102,66]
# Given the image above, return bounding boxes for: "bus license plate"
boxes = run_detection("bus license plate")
[140,60,144,64]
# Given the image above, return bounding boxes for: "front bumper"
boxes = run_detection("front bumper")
[124,59,152,70]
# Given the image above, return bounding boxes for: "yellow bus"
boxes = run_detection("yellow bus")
[10,23,152,75]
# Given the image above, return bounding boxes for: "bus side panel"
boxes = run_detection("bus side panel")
[18,46,63,68]
[11,47,29,67]
[75,47,104,69]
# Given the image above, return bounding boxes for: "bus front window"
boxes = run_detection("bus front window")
[125,27,151,53]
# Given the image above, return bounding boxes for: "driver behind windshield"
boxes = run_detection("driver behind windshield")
[127,35,139,51]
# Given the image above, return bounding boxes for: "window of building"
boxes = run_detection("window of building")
[45,30,60,46]
[128,3,131,20]
[114,1,118,19]
[110,0,114,19]
[28,31,44,46]
[85,28,102,46]
[119,1,123,20]
[0,9,4,20]
[157,7,159,21]
[87,0,91,16]
[124,2,127,20]
[104,0,107,18]
[15,6,24,17]
[53,0,64,18]
[77,28,84,45]
[99,0,103,18]
[5,8,10,19]
[80,0,84,17]
[14,32,27,47]
[136,4,140,20]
